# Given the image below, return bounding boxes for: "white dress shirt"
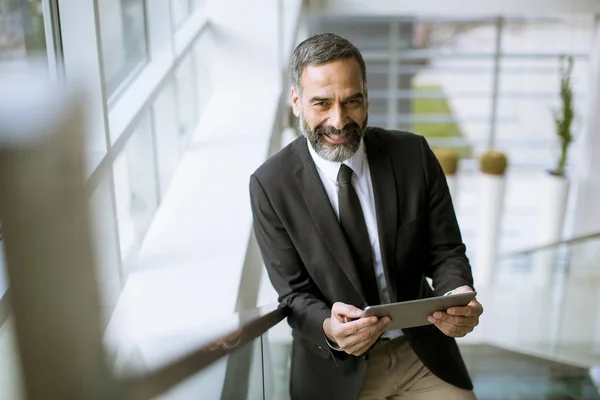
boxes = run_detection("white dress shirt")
[308,139,403,340]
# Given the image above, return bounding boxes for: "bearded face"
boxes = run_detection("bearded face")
[292,58,368,162]
[299,112,367,162]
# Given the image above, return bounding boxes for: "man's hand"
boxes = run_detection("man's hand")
[428,285,483,338]
[323,302,392,356]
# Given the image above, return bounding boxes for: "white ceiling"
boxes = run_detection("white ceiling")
[309,0,600,17]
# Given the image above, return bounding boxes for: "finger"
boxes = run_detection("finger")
[345,325,388,355]
[429,317,473,337]
[344,332,375,354]
[337,316,379,338]
[447,301,483,317]
[332,302,364,320]
[430,312,477,327]
[346,338,375,356]
[347,317,393,355]
[343,317,391,349]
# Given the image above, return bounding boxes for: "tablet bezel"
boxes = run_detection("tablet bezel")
[361,291,477,330]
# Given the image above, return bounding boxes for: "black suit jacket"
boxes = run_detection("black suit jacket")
[250,128,474,400]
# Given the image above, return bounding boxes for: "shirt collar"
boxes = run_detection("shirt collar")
[307,138,366,183]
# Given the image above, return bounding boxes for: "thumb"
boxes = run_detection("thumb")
[332,302,363,319]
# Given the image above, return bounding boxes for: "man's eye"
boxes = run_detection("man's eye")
[314,102,327,107]
[346,99,360,106]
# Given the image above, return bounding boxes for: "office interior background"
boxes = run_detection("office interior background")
[1,0,600,398]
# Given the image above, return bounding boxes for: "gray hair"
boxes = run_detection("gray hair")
[290,33,367,94]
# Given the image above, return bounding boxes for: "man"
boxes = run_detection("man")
[250,33,483,400]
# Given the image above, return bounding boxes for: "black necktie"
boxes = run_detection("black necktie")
[337,164,380,305]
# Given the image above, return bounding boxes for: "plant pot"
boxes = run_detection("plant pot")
[475,150,508,287]
[536,172,570,245]
[531,173,570,287]
[433,148,459,202]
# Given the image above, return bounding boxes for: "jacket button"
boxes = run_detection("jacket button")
[362,353,369,360]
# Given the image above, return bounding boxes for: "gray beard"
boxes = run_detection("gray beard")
[299,113,367,162]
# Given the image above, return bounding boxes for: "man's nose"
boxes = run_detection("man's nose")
[328,105,347,130]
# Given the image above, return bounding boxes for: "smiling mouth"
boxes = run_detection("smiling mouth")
[322,132,350,144]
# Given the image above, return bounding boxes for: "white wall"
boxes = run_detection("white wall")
[207,0,281,94]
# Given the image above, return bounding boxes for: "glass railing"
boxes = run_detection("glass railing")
[147,317,292,400]
[114,234,600,399]
[117,303,290,400]
[478,233,600,367]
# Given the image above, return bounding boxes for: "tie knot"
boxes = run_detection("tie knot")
[337,164,354,185]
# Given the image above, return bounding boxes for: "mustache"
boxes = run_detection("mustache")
[314,122,362,138]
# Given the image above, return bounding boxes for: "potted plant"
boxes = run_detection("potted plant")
[551,56,575,178]
[533,56,575,286]
[539,57,575,242]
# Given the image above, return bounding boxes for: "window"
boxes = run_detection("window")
[175,52,198,148]
[171,0,191,29]
[152,79,181,197]
[193,29,211,118]
[98,0,149,97]
[191,0,204,11]
[113,113,159,266]
[0,0,47,66]
[90,176,122,322]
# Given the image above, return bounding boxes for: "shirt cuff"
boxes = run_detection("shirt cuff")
[325,335,344,352]
[444,289,455,296]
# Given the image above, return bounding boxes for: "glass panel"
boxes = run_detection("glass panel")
[113,112,158,266]
[175,51,197,148]
[171,0,190,29]
[89,175,122,325]
[0,239,6,299]
[152,79,181,197]
[156,337,264,399]
[555,238,600,364]
[484,236,600,367]
[0,0,47,66]
[0,318,25,400]
[98,0,149,97]
[262,319,292,400]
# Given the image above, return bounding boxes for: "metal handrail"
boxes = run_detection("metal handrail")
[123,303,288,400]
[0,289,9,328]
[501,232,600,258]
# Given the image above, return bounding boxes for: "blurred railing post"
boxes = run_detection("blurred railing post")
[0,70,119,399]
[488,16,504,149]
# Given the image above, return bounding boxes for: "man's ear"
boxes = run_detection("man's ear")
[291,87,301,117]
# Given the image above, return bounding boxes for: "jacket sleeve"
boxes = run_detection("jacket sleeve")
[249,174,333,351]
[419,136,475,295]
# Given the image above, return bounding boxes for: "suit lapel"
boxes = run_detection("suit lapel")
[292,138,366,303]
[364,132,399,302]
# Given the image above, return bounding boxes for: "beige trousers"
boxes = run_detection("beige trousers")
[359,337,477,400]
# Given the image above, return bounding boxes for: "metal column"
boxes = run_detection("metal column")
[0,73,119,399]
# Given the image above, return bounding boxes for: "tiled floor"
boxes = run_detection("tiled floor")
[261,341,599,400]
[461,344,600,400]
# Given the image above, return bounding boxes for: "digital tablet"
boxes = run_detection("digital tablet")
[361,292,477,330]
